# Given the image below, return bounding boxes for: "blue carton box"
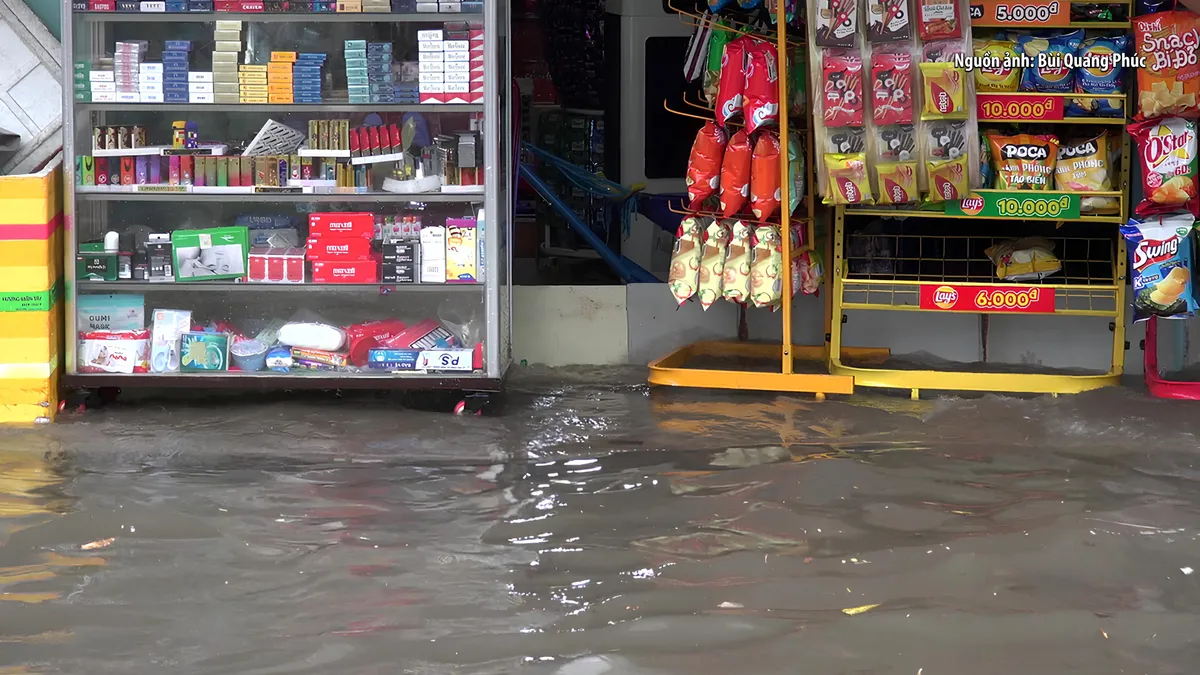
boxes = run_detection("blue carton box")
[163,81,190,92]
[165,40,192,51]
[366,349,420,370]
[163,72,189,82]
[344,39,367,50]
[162,51,190,63]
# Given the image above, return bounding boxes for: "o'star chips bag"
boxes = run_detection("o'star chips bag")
[876,162,918,204]
[1018,31,1083,93]
[719,130,753,217]
[926,155,969,202]
[1134,11,1200,120]
[1121,212,1199,321]
[823,153,874,204]
[1130,117,1199,217]
[988,133,1060,190]
[668,217,706,305]
[919,63,967,118]
[685,121,728,211]
[1055,133,1118,213]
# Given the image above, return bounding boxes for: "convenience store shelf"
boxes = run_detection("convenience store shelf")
[77,281,482,292]
[842,208,1125,224]
[77,11,484,22]
[78,102,483,113]
[64,371,502,391]
[76,189,483,203]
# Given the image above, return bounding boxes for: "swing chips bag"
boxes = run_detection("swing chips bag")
[1121,213,1199,321]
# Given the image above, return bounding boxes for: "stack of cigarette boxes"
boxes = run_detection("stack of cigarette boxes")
[213,21,242,105]
[138,62,163,103]
[161,40,190,104]
[468,22,484,103]
[293,53,326,103]
[239,64,268,104]
[346,40,394,105]
[268,52,295,104]
[114,41,146,104]
[73,61,91,103]
[307,213,379,284]
[417,26,481,104]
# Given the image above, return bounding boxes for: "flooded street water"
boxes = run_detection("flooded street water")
[3,368,1200,674]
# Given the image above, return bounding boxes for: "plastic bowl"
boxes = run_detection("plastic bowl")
[231,340,269,372]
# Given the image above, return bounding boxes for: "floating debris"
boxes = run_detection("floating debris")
[841,603,880,616]
[81,538,115,551]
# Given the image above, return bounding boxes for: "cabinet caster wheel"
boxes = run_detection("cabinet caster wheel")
[62,387,119,413]
[454,391,493,416]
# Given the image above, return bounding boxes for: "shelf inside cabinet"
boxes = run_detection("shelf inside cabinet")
[75,189,483,203]
[76,11,485,23]
[77,103,484,113]
[76,281,483,292]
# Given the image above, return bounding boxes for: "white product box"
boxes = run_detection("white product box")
[189,93,214,103]
[415,1,438,11]
[138,73,163,84]
[215,20,242,30]
[419,61,444,74]
[443,40,469,51]
[116,92,140,103]
[189,82,214,93]
[139,85,163,95]
[419,51,445,62]
[90,81,116,92]
[420,226,446,260]
[439,1,462,11]
[91,91,118,102]
[189,71,214,82]
[444,81,469,93]
[418,71,444,83]
[418,40,444,52]
[139,63,163,74]
[418,82,445,93]
[89,70,115,82]
[417,29,443,41]
[444,60,469,73]
[445,71,470,83]
[444,50,470,62]
[420,260,446,283]
[140,92,164,103]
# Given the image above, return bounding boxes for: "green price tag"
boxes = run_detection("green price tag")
[945,192,1081,220]
[0,282,59,313]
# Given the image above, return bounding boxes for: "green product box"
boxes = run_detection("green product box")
[170,226,249,281]
[74,91,92,102]
[73,60,90,73]
[180,332,230,371]
[77,252,118,281]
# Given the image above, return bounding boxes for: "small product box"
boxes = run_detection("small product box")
[147,233,173,282]
[419,225,446,262]
[171,226,249,281]
[77,251,118,281]
[150,308,192,373]
[380,240,418,264]
[248,246,305,283]
[305,236,373,261]
[308,212,374,239]
[180,332,229,371]
[381,263,416,283]
[77,294,145,331]
[311,259,379,283]
[365,348,421,370]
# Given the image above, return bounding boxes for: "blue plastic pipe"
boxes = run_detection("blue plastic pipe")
[518,163,659,284]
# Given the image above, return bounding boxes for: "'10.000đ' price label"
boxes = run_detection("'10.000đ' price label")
[977,94,1063,121]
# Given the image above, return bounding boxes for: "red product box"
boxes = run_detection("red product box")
[344,318,407,366]
[420,92,446,104]
[308,212,374,240]
[311,259,378,283]
[248,246,305,283]
[305,236,373,261]
[89,0,116,9]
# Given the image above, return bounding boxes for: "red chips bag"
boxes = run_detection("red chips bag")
[750,132,782,221]
[686,121,728,210]
[871,48,913,125]
[744,42,780,134]
[1130,117,1200,217]
[716,38,751,124]
[823,50,864,128]
[720,130,753,217]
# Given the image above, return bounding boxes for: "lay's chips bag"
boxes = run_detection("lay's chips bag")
[972,38,1021,92]
[1067,35,1128,118]
[1018,30,1083,93]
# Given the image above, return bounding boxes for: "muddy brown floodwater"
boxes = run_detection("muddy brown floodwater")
[2,367,1200,674]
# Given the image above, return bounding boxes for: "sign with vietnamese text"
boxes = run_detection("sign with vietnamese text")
[976,93,1064,121]
[945,191,1081,220]
[919,284,1056,313]
[969,0,1070,25]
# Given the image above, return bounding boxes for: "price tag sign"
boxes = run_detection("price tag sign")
[945,191,1081,220]
[969,0,1070,25]
[976,94,1064,121]
[919,284,1057,313]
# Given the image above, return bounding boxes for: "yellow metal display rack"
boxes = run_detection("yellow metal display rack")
[825,5,1133,397]
[648,1,887,399]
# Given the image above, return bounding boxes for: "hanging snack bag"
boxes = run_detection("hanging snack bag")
[1066,35,1127,118]
[1055,133,1118,213]
[926,155,970,202]
[824,153,875,204]
[704,24,735,106]
[875,124,917,161]
[668,217,706,305]
[872,48,914,125]
[744,42,781,134]
[796,250,824,296]
[720,130,754,217]
[925,120,968,160]
[816,0,859,48]
[751,226,784,308]
[988,133,1060,190]
[789,47,808,117]
[1138,0,1175,15]
[920,62,967,119]
[868,0,912,42]
[716,37,751,124]
[686,121,728,211]
[788,132,806,214]
[876,162,919,204]
[1018,31,1083,94]
[917,0,960,40]
[750,132,783,221]
[828,127,867,154]
[823,50,865,128]
[972,38,1021,92]
[722,221,754,303]
[1121,213,1200,321]
[697,220,733,310]
[1130,117,1199,217]
[980,132,994,188]
[922,40,964,63]
[1134,11,1200,120]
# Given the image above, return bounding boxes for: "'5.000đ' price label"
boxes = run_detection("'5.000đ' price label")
[970,0,1069,25]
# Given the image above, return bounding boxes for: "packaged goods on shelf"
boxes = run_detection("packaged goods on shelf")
[1122,213,1200,322]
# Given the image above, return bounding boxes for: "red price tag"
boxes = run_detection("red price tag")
[976,94,1064,121]
[919,284,1057,313]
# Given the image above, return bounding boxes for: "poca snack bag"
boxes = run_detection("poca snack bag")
[722,221,754,304]
[668,217,706,305]
[750,225,783,308]
[720,130,753,217]
[697,220,732,311]
[988,133,1060,190]
[1055,133,1118,213]
[1134,11,1200,120]
[717,38,751,124]
[744,42,780,134]
[1121,213,1199,321]
[1130,117,1199,217]
[685,121,728,211]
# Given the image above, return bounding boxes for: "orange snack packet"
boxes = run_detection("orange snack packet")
[685,121,728,211]
[1134,11,1200,121]
[720,130,753,217]
[750,132,783,221]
